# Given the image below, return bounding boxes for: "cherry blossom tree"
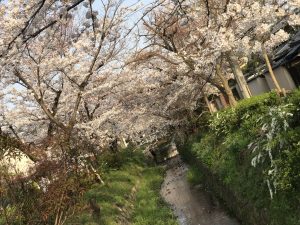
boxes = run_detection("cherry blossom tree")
[1,1,299,222]
[1,0,298,152]
[1,1,188,223]
[134,0,299,102]
[129,0,238,108]
[0,0,144,143]
[213,0,300,94]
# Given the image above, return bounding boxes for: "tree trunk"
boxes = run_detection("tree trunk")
[203,94,213,114]
[216,63,237,106]
[89,164,105,185]
[226,53,251,99]
[219,93,229,108]
[262,46,281,93]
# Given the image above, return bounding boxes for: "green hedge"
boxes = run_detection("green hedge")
[179,89,300,225]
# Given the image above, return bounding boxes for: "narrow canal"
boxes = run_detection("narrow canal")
[161,157,240,225]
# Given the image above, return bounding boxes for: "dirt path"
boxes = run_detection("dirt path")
[161,157,240,225]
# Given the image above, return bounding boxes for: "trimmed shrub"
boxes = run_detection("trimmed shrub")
[179,89,300,225]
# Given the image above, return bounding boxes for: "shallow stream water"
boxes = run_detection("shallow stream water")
[161,157,240,225]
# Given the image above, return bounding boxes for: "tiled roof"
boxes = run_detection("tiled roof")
[273,30,300,68]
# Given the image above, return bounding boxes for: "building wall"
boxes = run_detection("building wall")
[265,66,296,91]
[248,77,270,96]
[287,59,300,87]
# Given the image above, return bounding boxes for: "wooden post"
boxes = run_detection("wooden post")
[262,46,281,93]
[282,88,287,97]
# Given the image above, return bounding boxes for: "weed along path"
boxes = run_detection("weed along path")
[161,157,240,225]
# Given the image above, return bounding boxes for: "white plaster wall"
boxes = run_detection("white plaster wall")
[248,77,270,96]
[265,66,296,91]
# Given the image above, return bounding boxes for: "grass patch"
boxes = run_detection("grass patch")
[131,166,178,225]
[66,148,178,225]
[186,165,203,186]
